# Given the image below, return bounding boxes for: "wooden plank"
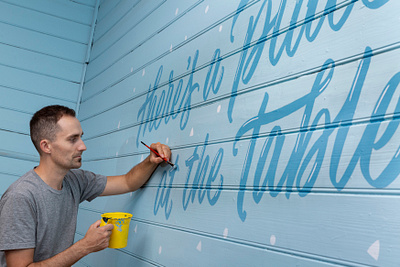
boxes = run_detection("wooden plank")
[80,123,399,266]
[77,190,400,266]
[0,88,75,135]
[92,0,142,43]
[81,114,400,191]
[0,108,31,134]
[85,0,222,86]
[82,50,399,146]
[121,47,399,152]
[81,0,400,107]
[0,22,87,63]
[0,156,35,177]
[0,1,91,44]
[2,0,95,25]
[85,0,251,82]
[96,0,122,22]
[0,65,80,102]
[83,0,203,92]
[88,0,172,70]
[79,46,400,149]
[0,0,392,266]
[79,45,400,202]
[74,232,164,267]
[0,130,37,157]
[81,0,342,98]
[0,86,75,115]
[70,0,97,8]
[76,208,345,266]
[0,44,84,82]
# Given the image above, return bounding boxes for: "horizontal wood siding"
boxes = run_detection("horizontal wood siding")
[1,0,398,265]
[31,0,400,266]
[0,0,97,195]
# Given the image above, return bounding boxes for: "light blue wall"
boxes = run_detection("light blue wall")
[0,0,98,196]
[76,0,400,266]
[1,0,399,266]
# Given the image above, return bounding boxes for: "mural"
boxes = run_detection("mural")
[77,0,400,266]
[134,0,400,219]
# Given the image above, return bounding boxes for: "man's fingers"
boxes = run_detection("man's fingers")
[150,142,171,160]
[160,144,171,160]
[103,223,114,231]
[91,220,101,228]
[150,142,163,158]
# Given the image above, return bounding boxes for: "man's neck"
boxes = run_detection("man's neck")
[34,162,69,190]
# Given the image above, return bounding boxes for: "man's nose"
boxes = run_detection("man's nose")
[78,139,87,151]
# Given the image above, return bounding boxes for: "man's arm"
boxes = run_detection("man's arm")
[101,142,171,196]
[5,221,113,267]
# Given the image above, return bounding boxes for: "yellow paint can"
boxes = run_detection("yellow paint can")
[100,212,133,249]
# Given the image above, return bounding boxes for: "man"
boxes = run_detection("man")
[0,105,171,266]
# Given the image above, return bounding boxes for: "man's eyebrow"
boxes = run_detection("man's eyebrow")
[67,132,84,138]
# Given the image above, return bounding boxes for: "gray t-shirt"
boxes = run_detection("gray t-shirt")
[0,168,107,265]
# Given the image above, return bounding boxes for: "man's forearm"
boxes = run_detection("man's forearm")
[6,241,89,267]
[27,241,89,267]
[101,142,171,196]
[125,156,159,191]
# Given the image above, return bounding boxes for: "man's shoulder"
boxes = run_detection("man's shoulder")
[64,169,107,202]
[0,170,40,211]
[65,169,91,183]
[2,170,39,198]
[8,169,38,190]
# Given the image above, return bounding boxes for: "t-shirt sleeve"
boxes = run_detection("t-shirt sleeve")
[0,192,36,251]
[68,169,107,203]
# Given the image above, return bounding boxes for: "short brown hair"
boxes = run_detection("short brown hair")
[30,105,76,153]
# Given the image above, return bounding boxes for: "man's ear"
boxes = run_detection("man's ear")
[39,139,52,154]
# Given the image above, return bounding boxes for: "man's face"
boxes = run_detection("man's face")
[49,115,87,170]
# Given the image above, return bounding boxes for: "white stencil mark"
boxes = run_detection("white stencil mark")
[223,228,228,239]
[270,235,276,245]
[367,240,380,261]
